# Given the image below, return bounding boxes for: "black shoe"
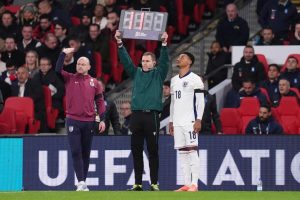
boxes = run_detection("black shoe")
[127,184,143,191]
[150,184,160,191]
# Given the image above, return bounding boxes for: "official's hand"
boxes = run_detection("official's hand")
[115,30,122,43]
[169,122,174,136]
[193,119,201,134]
[98,121,106,133]
[63,48,75,54]
[161,32,168,44]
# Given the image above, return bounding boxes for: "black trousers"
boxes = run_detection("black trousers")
[130,110,160,185]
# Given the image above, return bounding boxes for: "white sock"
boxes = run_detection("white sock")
[189,150,200,186]
[179,151,191,186]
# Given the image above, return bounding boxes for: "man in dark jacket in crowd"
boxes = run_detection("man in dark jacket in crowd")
[225,79,268,108]
[246,104,283,134]
[200,90,222,134]
[279,56,300,89]
[216,3,249,52]
[205,41,231,89]
[232,45,266,91]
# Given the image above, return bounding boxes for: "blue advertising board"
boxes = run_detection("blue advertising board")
[22,135,300,191]
[0,138,23,191]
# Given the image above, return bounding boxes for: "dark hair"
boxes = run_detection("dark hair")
[268,63,280,72]
[260,104,271,112]
[242,78,255,84]
[288,56,299,64]
[182,52,195,66]
[163,80,170,87]
[39,14,51,21]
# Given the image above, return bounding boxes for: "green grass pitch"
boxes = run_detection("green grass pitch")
[1,191,300,200]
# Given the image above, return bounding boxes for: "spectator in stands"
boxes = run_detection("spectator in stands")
[245,104,283,135]
[18,3,39,27]
[215,3,249,52]
[0,89,3,113]
[130,0,160,11]
[0,59,18,87]
[71,0,95,19]
[92,4,108,30]
[24,50,39,78]
[106,10,120,35]
[95,78,121,135]
[256,27,283,45]
[0,10,20,41]
[273,78,300,106]
[54,21,68,48]
[61,49,76,74]
[33,14,55,43]
[200,90,222,134]
[279,56,300,89]
[103,0,120,13]
[36,33,60,68]
[35,57,65,117]
[120,101,132,135]
[259,0,298,41]
[37,0,71,28]
[69,11,92,42]
[1,36,25,68]
[0,79,11,101]
[17,25,41,52]
[68,35,95,77]
[260,64,281,106]
[11,66,47,132]
[225,79,269,108]
[0,3,5,16]
[85,23,110,76]
[231,45,266,91]
[205,41,231,89]
[256,0,271,16]
[289,21,300,45]
[160,80,171,121]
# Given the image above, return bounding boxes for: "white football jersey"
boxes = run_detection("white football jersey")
[170,72,204,126]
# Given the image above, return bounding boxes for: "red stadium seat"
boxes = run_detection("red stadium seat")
[145,41,158,52]
[176,0,189,35]
[193,3,205,24]
[220,108,242,134]
[238,97,260,133]
[280,54,300,72]
[71,16,81,26]
[275,97,299,134]
[256,54,269,76]
[5,97,40,133]
[0,108,17,134]
[290,87,300,99]
[5,5,21,14]
[43,86,59,129]
[109,39,123,83]
[297,110,300,134]
[93,52,102,78]
[259,87,271,104]
[205,0,217,12]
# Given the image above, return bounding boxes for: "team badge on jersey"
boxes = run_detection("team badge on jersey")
[90,78,95,87]
[183,81,188,87]
[68,126,74,132]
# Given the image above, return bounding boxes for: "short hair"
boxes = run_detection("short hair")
[163,80,170,87]
[40,57,52,65]
[287,56,299,64]
[89,23,100,30]
[244,45,254,50]
[260,104,271,112]
[143,52,156,61]
[54,20,67,30]
[242,78,255,84]
[268,63,280,72]
[182,52,195,66]
[39,14,51,21]
[6,59,16,68]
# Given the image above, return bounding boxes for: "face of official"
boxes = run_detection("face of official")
[286,57,298,71]
[226,4,238,21]
[120,102,131,118]
[242,82,255,95]
[39,59,52,75]
[268,65,280,80]
[210,42,221,55]
[262,29,274,43]
[163,85,170,98]
[141,55,156,71]
[279,79,290,95]
[17,67,29,84]
[176,54,192,68]
[243,47,254,62]
[258,107,271,122]
[76,57,90,75]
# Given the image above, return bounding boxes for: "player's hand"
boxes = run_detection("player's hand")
[169,122,174,136]
[193,119,201,134]
[63,48,75,54]
[115,30,122,43]
[98,121,106,133]
[161,32,168,44]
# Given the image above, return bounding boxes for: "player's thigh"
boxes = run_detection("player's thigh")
[182,124,198,147]
[174,126,187,149]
